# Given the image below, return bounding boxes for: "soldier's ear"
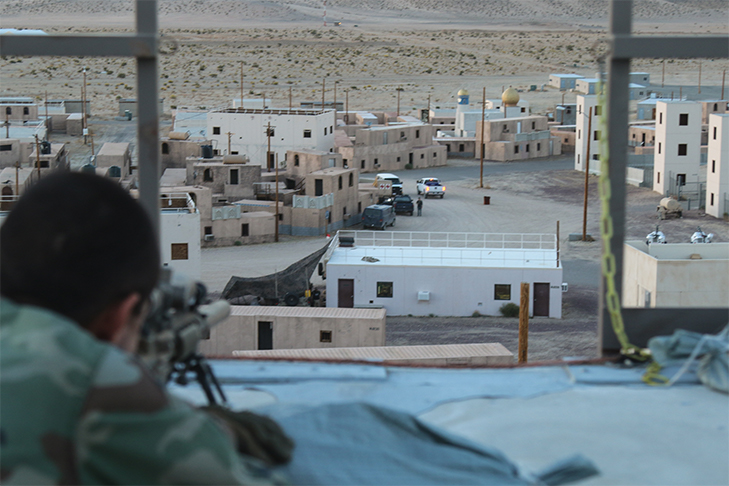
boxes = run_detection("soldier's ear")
[86,294,140,344]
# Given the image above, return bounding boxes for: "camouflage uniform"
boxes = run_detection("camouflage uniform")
[0,298,285,485]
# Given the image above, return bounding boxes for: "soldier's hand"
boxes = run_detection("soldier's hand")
[202,405,295,466]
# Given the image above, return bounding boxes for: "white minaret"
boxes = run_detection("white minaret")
[706,113,729,218]
[653,100,701,196]
[574,95,602,173]
[455,89,469,137]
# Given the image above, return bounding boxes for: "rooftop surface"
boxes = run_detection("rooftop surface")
[171,359,728,485]
[627,240,729,260]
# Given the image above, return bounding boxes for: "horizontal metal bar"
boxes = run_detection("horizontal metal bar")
[0,34,157,58]
[601,308,729,351]
[611,35,729,59]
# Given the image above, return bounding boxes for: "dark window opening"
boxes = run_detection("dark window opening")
[358,201,362,213]
[537,143,541,151]
[659,113,663,124]
[679,113,689,126]
[657,172,661,184]
[531,121,535,130]
[294,154,299,166]
[514,145,519,154]
[377,282,393,298]
[710,193,715,206]
[203,168,213,182]
[324,127,327,135]
[338,176,343,190]
[5,107,10,115]
[213,126,221,135]
[204,226,213,235]
[525,144,530,153]
[416,129,420,138]
[320,330,332,343]
[678,144,687,156]
[361,160,365,169]
[241,224,249,237]
[658,143,661,155]
[315,178,323,196]
[161,142,169,154]
[0,144,12,152]
[714,127,717,140]
[494,284,511,300]
[23,107,29,115]
[349,173,353,187]
[712,160,716,173]
[171,243,188,260]
[230,169,239,185]
[459,144,464,152]
[420,153,424,159]
[303,129,311,138]
[676,174,686,186]
[594,106,602,116]
[593,131,600,141]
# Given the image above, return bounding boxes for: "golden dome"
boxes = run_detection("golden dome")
[501,87,519,107]
[457,89,469,96]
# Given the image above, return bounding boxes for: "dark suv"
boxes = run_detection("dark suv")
[393,195,414,216]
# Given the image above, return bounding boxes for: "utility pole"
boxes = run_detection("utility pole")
[289,86,292,110]
[321,78,325,112]
[15,160,19,197]
[582,107,593,241]
[240,62,244,109]
[262,91,266,109]
[396,86,401,117]
[333,81,337,120]
[480,87,485,188]
[90,129,95,157]
[4,111,8,138]
[44,90,49,141]
[345,89,349,124]
[266,122,279,242]
[226,131,233,155]
[427,94,431,121]
[34,135,41,180]
[82,67,87,145]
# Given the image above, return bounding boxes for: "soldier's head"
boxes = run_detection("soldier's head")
[1,171,160,350]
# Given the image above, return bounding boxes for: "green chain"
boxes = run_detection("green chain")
[595,79,651,363]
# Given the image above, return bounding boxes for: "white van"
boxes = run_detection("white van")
[374,173,403,195]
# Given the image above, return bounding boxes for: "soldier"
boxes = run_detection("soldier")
[0,172,288,485]
[416,197,423,216]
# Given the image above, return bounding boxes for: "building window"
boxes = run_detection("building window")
[710,193,715,206]
[593,154,599,160]
[531,121,535,130]
[4,107,10,115]
[315,179,323,196]
[594,106,602,116]
[377,282,393,298]
[658,143,661,155]
[330,126,333,133]
[678,144,687,156]
[593,131,600,141]
[578,104,582,114]
[712,160,716,173]
[525,144,530,153]
[679,113,689,126]
[349,173,353,187]
[324,127,327,135]
[400,131,405,139]
[420,153,424,159]
[343,206,347,218]
[494,284,511,300]
[358,201,361,213]
[416,129,420,138]
[338,176,343,190]
[433,152,437,157]
[203,168,213,182]
[374,158,378,166]
[320,330,332,343]
[161,142,169,154]
[171,243,188,260]
[361,160,365,169]
[657,172,660,184]
[23,107,29,115]
[213,126,221,135]
[303,129,311,138]
[230,169,239,185]
[578,130,581,139]
[0,144,12,151]
[204,226,212,235]
[537,143,541,151]
[659,112,662,124]
[714,127,717,140]
[713,103,718,111]
[514,145,519,154]
[294,155,300,166]
[397,156,401,162]
[459,144,464,152]
[241,224,249,237]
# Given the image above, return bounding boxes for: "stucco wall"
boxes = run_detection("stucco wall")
[160,210,201,279]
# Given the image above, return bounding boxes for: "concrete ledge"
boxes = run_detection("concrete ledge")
[232,343,514,366]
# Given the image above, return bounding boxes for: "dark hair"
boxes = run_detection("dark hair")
[1,172,160,328]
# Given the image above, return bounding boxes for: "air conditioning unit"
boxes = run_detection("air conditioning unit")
[204,234,214,241]
[561,283,568,293]
[417,291,430,301]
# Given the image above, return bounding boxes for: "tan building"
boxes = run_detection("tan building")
[700,100,728,125]
[476,115,561,161]
[286,149,343,179]
[96,142,132,177]
[160,133,211,169]
[0,167,35,209]
[27,142,68,170]
[66,113,83,136]
[198,305,387,356]
[0,139,23,168]
[337,123,446,173]
[185,157,260,202]
[1,98,38,122]
[623,241,729,308]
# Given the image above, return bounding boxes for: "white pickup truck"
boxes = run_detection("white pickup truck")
[416,177,446,198]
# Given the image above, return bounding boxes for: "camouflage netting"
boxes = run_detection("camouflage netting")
[222,244,329,305]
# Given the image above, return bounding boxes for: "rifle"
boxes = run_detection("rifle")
[137,267,230,405]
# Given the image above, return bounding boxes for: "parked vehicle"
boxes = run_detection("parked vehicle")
[374,173,403,195]
[393,195,415,215]
[416,177,446,198]
[362,204,396,230]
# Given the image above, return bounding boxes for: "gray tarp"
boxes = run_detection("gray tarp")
[266,402,598,485]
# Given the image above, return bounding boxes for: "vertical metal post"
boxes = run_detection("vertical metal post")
[136,0,160,233]
[599,0,631,353]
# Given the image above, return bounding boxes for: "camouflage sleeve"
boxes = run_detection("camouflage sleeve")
[77,348,287,485]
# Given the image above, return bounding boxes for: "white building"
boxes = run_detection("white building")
[324,231,563,318]
[706,113,729,218]
[206,108,336,169]
[623,241,729,308]
[549,74,584,90]
[653,100,702,196]
[574,95,602,172]
[159,194,201,279]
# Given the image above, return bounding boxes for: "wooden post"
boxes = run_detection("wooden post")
[226,131,232,155]
[345,89,349,124]
[480,86,485,188]
[240,62,244,108]
[518,282,529,363]
[321,78,325,112]
[582,106,593,241]
[333,81,337,119]
[396,86,401,117]
[44,90,49,141]
[34,135,41,179]
[289,86,292,111]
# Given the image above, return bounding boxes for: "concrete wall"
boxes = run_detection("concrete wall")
[160,138,209,169]
[551,129,575,153]
[653,101,702,196]
[96,142,131,177]
[629,125,656,147]
[706,114,729,218]
[476,116,559,161]
[306,167,361,232]
[326,263,563,318]
[286,149,342,179]
[160,209,201,279]
[206,211,275,246]
[701,100,728,125]
[623,241,729,308]
[199,306,387,355]
[186,159,260,200]
[0,139,22,168]
[575,95,602,172]
[66,113,83,136]
[1,103,38,121]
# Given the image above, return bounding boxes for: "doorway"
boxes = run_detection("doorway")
[258,321,273,350]
[533,283,550,317]
[338,279,354,308]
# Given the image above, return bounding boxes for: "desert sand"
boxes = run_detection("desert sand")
[2,0,727,118]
